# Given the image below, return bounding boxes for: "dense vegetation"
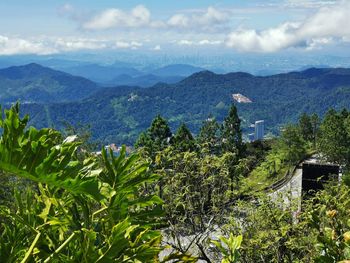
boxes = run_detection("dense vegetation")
[24,69,350,145]
[133,106,350,262]
[2,102,350,262]
[2,64,349,145]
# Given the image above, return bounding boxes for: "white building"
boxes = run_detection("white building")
[254,120,264,140]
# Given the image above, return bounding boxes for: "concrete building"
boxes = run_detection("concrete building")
[254,120,264,140]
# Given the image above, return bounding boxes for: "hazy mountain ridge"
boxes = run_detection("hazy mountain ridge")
[56,63,203,87]
[10,65,350,145]
[0,63,99,103]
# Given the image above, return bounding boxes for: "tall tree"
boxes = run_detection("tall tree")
[135,115,172,156]
[221,105,244,155]
[279,124,307,165]
[319,109,350,166]
[173,123,195,152]
[197,116,220,153]
[298,113,313,142]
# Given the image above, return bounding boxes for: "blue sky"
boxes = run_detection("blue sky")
[0,0,349,56]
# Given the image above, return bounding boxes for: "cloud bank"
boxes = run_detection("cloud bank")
[0,36,56,55]
[82,6,229,31]
[83,5,152,30]
[2,1,350,55]
[167,7,229,30]
[0,36,149,55]
[226,1,350,52]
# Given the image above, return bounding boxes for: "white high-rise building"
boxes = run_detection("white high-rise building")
[254,120,264,140]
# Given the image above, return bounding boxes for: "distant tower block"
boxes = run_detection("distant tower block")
[254,120,264,140]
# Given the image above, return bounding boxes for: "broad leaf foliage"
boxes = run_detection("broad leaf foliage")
[0,104,166,262]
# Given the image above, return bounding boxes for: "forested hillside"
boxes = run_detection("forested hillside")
[0,63,99,103]
[19,67,350,145]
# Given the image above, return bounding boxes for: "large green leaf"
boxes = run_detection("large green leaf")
[0,103,103,200]
[100,145,163,225]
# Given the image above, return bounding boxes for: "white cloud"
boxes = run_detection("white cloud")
[226,1,350,52]
[115,41,130,48]
[197,6,229,26]
[0,35,56,55]
[284,0,337,9]
[256,0,337,10]
[115,40,143,49]
[168,14,189,27]
[167,7,229,30]
[306,37,333,50]
[83,5,151,30]
[177,39,222,46]
[54,38,107,51]
[81,5,229,32]
[130,41,143,47]
[0,35,128,55]
[198,39,222,45]
[178,40,193,46]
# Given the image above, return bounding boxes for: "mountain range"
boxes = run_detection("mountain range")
[59,63,204,87]
[0,63,99,103]
[1,63,350,145]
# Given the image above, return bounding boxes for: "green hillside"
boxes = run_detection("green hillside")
[0,63,99,103]
[19,67,350,145]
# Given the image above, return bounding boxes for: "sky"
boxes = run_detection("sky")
[0,0,350,56]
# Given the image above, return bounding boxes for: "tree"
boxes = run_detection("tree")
[223,151,243,198]
[298,113,313,142]
[173,123,196,152]
[197,116,221,154]
[310,113,320,149]
[319,109,350,166]
[221,105,244,156]
[149,115,172,142]
[279,124,307,165]
[157,148,232,261]
[135,115,172,157]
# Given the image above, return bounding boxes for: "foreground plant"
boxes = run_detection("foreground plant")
[0,104,165,262]
[211,234,242,263]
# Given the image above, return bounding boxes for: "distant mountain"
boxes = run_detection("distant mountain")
[38,59,91,70]
[62,64,143,83]
[0,63,99,103]
[20,67,350,145]
[105,74,184,87]
[150,64,205,77]
[59,63,201,87]
[298,65,331,71]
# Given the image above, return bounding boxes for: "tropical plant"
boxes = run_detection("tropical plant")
[0,103,166,262]
[211,234,242,263]
[304,182,350,262]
